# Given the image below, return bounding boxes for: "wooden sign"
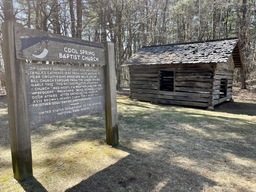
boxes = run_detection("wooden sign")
[15,24,105,65]
[2,21,118,181]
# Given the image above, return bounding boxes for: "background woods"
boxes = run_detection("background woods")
[0,0,256,90]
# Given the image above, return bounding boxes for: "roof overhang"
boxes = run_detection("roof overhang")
[124,39,243,68]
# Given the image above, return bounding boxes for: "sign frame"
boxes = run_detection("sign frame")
[2,21,118,181]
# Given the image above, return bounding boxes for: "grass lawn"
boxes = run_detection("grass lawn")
[0,93,256,192]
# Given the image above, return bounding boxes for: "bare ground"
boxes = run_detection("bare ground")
[0,89,256,192]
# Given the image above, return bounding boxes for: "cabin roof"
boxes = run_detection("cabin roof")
[126,39,242,67]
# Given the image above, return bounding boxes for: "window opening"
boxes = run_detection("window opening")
[159,70,174,92]
[220,78,228,98]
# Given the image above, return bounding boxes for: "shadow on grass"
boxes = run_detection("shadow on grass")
[44,115,106,149]
[118,101,155,109]
[65,146,216,192]
[56,99,255,191]
[1,95,255,191]
[41,99,256,162]
[19,176,47,192]
[119,99,256,161]
[215,101,256,116]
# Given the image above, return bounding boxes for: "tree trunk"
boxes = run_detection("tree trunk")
[33,0,40,30]
[3,0,15,20]
[26,0,31,28]
[160,0,168,44]
[238,0,250,89]
[76,0,82,38]
[212,0,216,39]
[52,0,61,34]
[69,0,76,37]
[116,0,123,90]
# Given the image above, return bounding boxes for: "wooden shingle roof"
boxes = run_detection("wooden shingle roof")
[126,39,242,67]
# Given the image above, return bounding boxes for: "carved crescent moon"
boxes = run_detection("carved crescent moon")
[32,48,49,59]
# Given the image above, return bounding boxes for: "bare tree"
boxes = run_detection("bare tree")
[3,0,15,20]
[68,0,76,37]
[76,0,83,38]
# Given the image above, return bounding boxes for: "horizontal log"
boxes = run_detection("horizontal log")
[132,90,211,101]
[157,99,209,108]
[130,89,159,94]
[214,71,233,75]
[213,85,221,90]
[129,63,215,71]
[131,94,209,107]
[212,88,232,95]
[215,67,233,72]
[130,80,158,84]
[131,89,211,98]
[176,67,214,72]
[175,87,211,93]
[129,65,171,70]
[213,97,230,105]
[213,90,220,95]
[214,75,233,79]
[130,85,158,90]
[176,78,213,83]
[129,77,158,81]
[212,93,232,100]
[213,84,233,90]
[176,76,213,81]
[176,72,213,77]
[220,97,228,104]
[129,70,159,74]
[130,81,157,86]
[158,90,210,98]
[213,80,233,86]
[130,74,159,78]
[131,90,210,102]
[175,82,212,88]
[130,69,213,76]
[177,64,214,69]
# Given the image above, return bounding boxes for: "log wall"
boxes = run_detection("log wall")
[129,64,216,108]
[212,59,234,106]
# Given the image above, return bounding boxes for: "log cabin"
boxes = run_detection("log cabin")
[125,39,243,109]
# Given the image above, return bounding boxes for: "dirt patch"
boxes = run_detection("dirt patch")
[0,91,256,192]
[232,86,256,102]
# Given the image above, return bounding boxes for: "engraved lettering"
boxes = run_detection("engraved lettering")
[25,64,104,126]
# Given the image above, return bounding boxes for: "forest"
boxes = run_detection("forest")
[0,0,255,90]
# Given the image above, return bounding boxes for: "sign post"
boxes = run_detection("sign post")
[105,42,118,146]
[2,22,119,181]
[2,21,33,181]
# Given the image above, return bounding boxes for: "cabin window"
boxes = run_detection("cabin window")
[159,70,174,92]
[220,78,228,98]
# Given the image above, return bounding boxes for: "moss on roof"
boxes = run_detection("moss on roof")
[126,39,242,67]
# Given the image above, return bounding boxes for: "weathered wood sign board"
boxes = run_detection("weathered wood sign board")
[14,24,106,126]
[2,21,118,181]
[15,24,105,65]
